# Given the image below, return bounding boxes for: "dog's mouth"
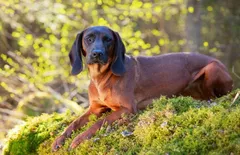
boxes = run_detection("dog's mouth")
[87,58,107,65]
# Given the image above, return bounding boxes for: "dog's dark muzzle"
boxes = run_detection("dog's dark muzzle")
[89,49,108,64]
[92,49,104,58]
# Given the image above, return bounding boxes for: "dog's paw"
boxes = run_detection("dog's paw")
[69,133,86,150]
[52,135,66,152]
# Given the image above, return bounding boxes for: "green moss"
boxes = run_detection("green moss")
[3,89,240,155]
[3,111,78,155]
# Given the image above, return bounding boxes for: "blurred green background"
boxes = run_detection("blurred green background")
[0,0,239,151]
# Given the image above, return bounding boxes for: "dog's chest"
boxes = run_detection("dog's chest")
[97,87,111,103]
[97,86,120,110]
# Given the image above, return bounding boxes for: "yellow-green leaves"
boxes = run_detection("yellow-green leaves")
[203,41,209,47]
[188,6,194,13]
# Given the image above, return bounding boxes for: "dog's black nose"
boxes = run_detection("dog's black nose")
[92,50,103,58]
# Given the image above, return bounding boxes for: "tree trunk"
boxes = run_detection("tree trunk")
[185,0,202,52]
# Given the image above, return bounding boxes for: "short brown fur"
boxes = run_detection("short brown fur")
[52,26,233,151]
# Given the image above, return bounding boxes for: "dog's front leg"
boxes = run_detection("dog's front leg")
[69,107,131,149]
[52,106,104,151]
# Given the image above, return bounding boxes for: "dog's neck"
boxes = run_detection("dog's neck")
[88,63,113,86]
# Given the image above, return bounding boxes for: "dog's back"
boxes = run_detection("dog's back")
[133,52,232,101]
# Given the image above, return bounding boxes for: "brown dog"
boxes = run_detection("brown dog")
[52,26,233,151]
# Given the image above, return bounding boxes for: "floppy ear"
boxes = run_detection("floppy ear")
[69,31,84,75]
[111,31,126,76]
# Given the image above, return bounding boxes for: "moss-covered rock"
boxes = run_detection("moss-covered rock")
[3,89,240,155]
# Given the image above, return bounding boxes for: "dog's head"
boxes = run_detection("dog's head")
[69,26,126,76]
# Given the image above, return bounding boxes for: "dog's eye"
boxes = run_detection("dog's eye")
[87,37,94,43]
[86,35,95,43]
[104,36,112,42]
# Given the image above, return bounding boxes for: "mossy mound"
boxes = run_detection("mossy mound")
[3,89,240,155]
